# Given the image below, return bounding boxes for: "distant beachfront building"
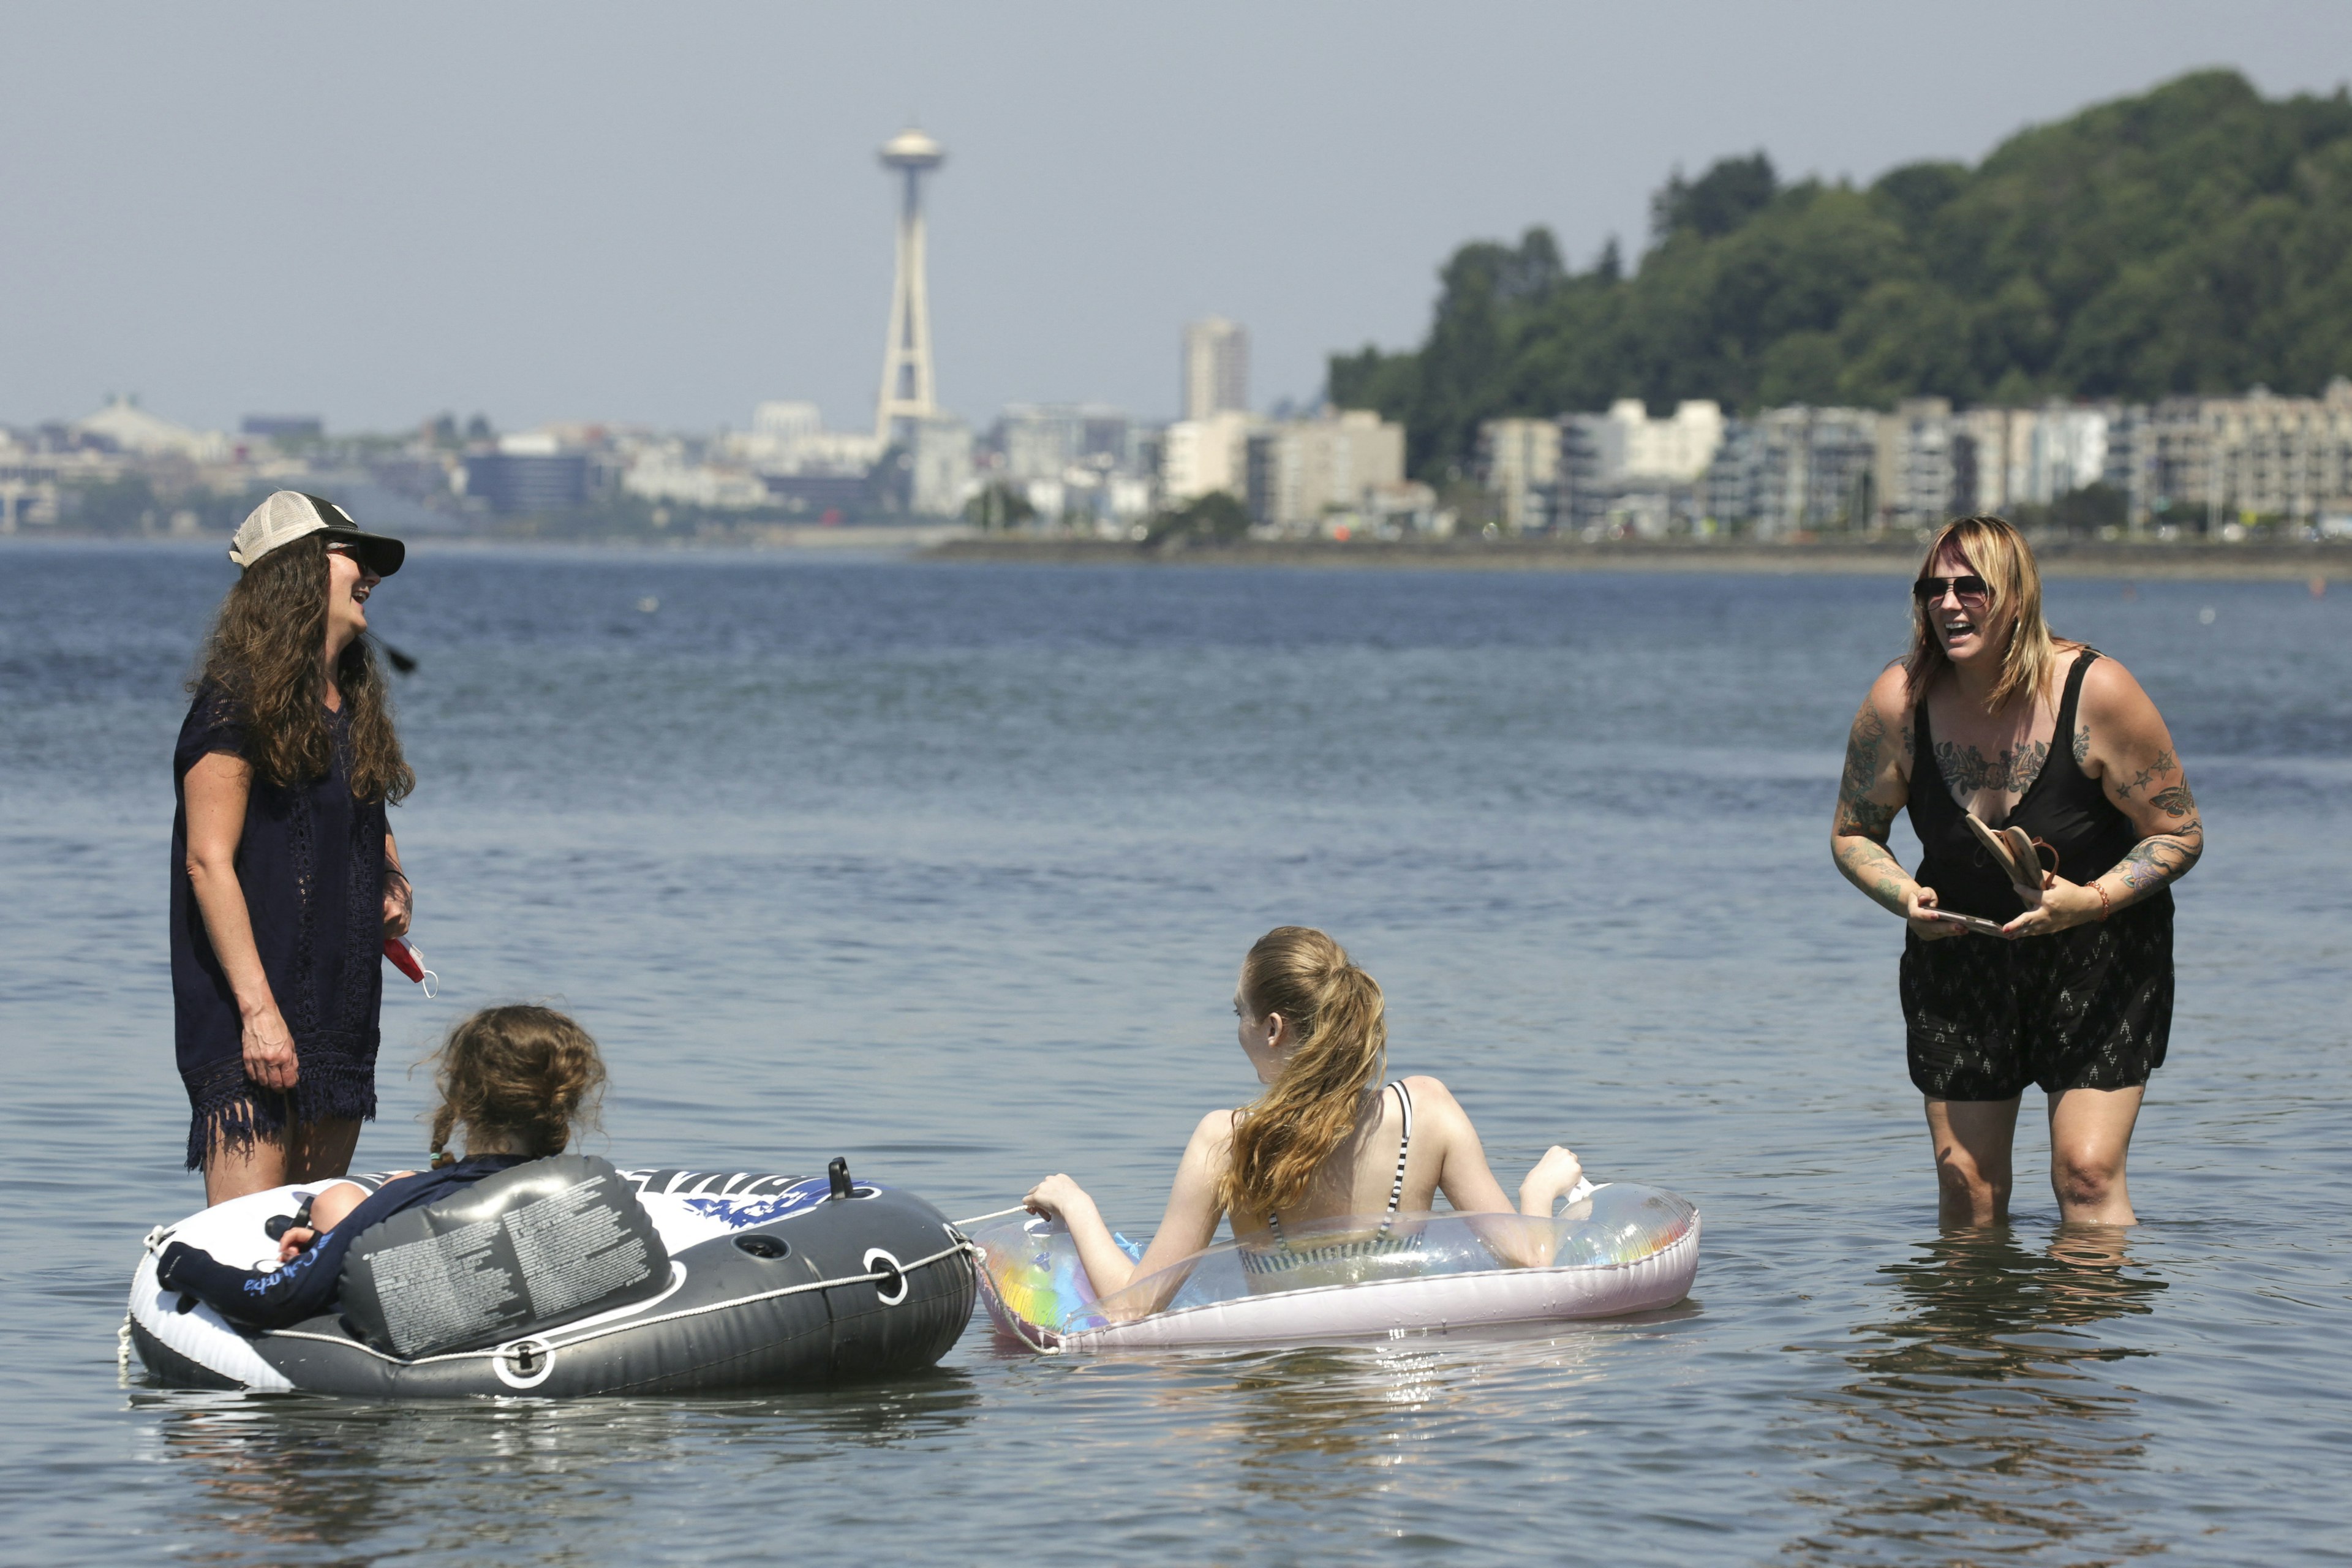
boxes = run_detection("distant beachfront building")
[993,404,1144,483]
[1706,405,1877,537]
[1874,399,1958,530]
[1558,399,1724,536]
[1162,410,1258,505]
[2197,380,2352,529]
[1243,409,1406,532]
[1479,418,1560,533]
[905,415,975,516]
[72,396,227,462]
[462,432,590,515]
[1182,318,1249,422]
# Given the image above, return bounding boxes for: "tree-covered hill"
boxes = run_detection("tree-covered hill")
[1331,70,2352,478]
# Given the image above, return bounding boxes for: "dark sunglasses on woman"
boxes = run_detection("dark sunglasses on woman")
[1912,573,1991,607]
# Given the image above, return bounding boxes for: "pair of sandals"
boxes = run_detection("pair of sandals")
[1965,811,2059,895]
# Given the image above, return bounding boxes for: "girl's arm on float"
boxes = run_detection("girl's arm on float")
[1417,1080,1575,1268]
[1517,1145,1586,1215]
[184,752,301,1091]
[2005,658,2203,937]
[1024,1111,1231,1299]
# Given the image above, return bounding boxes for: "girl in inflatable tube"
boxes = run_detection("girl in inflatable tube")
[1022,926,1588,1312]
[154,1006,605,1330]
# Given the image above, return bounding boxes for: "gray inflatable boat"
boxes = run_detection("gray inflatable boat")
[127,1156,976,1396]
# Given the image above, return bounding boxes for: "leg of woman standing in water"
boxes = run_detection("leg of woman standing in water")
[1926,1097,2020,1227]
[2046,1085,2143,1225]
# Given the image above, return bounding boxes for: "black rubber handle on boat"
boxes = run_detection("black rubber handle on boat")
[828,1157,852,1200]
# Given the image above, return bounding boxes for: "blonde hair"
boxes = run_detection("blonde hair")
[428,1005,606,1159]
[1903,515,2068,714]
[1217,927,1387,1220]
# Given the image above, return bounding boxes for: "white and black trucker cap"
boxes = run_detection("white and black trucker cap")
[228,491,405,576]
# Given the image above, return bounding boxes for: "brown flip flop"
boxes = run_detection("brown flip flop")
[1963,811,2038,888]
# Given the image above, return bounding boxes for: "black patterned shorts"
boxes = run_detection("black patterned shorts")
[1899,893,2173,1101]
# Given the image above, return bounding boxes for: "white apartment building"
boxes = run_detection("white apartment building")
[1559,399,1725,535]
[1479,418,1560,533]
[1874,399,1956,529]
[1602,398,1724,480]
[2201,380,2352,524]
[1182,318,1249,422]
[993,404,1139,483]
[1161,410,1258,503]
[1244,410,1407,532]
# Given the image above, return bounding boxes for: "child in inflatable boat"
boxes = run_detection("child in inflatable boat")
[1022,926,1588,1301]
[155,1005,605,1330]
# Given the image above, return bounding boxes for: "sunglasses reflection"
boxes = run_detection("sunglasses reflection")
[1796,1225,2166,1561]
[130,1373,978,1558]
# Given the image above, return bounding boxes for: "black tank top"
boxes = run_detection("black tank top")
[1907,650,2148,919]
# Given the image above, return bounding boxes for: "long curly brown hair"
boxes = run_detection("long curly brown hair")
[428,1005,608,1158]
[191,533,413,803]
[1216,927,1389,1221]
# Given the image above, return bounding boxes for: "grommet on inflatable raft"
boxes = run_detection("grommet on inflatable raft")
[127,1156,976,1396]
[971,1181,1699,1352]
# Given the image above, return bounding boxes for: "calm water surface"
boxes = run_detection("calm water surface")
[1,541,2345,1564]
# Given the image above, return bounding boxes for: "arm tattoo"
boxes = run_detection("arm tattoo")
[2116,835,2200,893]
[1834,700,1912,915]
[2149,782,2195,818]
[2111,748,2177,801]
[1934,738,2049,796]
[1834,835,1913,915]
[2071,725,2090,764]
[1838,799,1899,839]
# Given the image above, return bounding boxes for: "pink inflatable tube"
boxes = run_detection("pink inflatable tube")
[970,1180,1700,1353]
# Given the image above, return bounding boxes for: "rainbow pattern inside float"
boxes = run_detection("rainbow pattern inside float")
[970,1181,1700,1352]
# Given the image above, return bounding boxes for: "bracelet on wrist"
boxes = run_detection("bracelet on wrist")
[2094,881,2112,921]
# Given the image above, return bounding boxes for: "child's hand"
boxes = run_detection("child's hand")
[276,1226,318,1265]
[1023,1174,1096,1224]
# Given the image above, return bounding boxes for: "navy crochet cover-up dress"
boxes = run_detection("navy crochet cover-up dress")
[170,685,388,1170]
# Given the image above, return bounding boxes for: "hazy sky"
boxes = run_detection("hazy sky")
[6,2,2346,437]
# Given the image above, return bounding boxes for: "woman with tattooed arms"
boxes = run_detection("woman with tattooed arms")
[1832,515,2201,1227]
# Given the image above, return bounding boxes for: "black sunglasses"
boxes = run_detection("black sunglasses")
[1912,574,1991,607]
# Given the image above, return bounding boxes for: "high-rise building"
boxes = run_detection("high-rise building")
[1182,318,1249,421]
[875,127,946,446]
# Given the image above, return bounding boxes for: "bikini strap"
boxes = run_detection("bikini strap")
[1376,1080,1413,1237]
[1265,1080,1415,1246]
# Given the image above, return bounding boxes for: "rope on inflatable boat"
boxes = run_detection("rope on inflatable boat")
[257,1238,981,1368]
[953,1205,1032,1226]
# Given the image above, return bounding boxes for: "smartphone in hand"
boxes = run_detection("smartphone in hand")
[1918,908,2007,937]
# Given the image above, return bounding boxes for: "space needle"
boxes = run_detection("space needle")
[873,126,945,445]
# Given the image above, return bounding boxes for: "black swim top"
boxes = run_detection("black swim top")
[1907,649,2149,920]
[1246,1080,1415,1279]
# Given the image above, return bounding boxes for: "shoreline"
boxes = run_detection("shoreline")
[11,529,2344,580]
[921,534,2350,580]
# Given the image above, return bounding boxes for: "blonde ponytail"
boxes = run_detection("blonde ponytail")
[1218,927,1388,1220]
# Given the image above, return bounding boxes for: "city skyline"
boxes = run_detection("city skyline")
[4,4,2348,436]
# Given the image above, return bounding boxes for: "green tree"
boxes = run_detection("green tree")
[1333,70,2352,477]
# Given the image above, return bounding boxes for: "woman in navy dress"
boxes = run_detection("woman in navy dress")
[173,491,415,1203]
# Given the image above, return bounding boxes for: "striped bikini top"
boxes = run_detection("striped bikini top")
[1245,1080,1417,1280]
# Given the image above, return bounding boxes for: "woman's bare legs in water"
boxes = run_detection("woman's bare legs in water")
[1926,1087,2141,1227]
[202,1116,363,1207]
